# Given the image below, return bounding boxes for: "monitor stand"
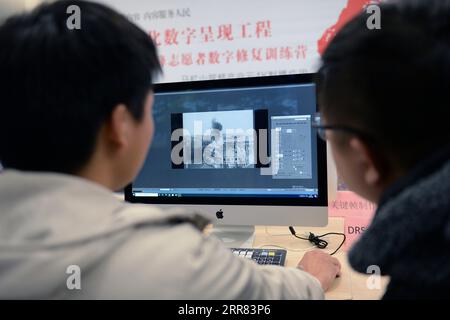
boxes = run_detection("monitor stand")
[209,225,256,248]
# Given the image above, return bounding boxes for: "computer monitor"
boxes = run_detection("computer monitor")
[125,74,328,246]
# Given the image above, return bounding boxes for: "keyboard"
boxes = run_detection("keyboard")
[231,248,287,266]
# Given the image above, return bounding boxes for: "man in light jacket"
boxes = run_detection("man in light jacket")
[0,0,340,299]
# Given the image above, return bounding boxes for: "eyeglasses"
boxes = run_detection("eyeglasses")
[312,113,375,142]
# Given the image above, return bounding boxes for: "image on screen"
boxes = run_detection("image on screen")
[176,109,256,169]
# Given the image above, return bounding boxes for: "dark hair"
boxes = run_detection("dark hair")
[0,0,161,173]
[211,119,223,131]
[317,0,450,170]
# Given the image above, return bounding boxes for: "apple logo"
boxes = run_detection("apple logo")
[216,209,224,219]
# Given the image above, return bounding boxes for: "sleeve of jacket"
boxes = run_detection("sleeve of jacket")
[181,225,324,300]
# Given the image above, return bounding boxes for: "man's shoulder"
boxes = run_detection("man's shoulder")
[83,212,213,298]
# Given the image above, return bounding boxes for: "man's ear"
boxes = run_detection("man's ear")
[105,104,132,149]
[348,137,382,186]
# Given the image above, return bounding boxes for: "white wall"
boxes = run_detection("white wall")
[0,0,25,22]
[0,0,51,23]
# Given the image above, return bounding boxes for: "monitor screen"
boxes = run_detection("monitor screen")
[126,74,327,206]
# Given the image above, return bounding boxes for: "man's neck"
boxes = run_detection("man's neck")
[76,160,117,191]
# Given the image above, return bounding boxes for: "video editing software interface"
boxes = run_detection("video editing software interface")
[132,81,319,200]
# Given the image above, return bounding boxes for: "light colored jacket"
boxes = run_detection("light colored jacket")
[0,170,324,299]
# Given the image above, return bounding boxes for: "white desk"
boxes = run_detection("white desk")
[252,217,388,299]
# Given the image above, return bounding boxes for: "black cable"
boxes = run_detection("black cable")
[288,226,346,256]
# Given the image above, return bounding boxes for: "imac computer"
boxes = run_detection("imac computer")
[125,74,328,247]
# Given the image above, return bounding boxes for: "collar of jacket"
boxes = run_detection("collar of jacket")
[377,143,450,211]
[348,144,450,286]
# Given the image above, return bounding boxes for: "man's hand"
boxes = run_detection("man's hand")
[297,250,341,292]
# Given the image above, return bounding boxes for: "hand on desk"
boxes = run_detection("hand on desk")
[298,250,341,292]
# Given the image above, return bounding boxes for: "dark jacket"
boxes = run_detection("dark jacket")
[348,146,450,299]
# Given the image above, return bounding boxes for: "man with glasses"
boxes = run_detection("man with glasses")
[316,0,450,299]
